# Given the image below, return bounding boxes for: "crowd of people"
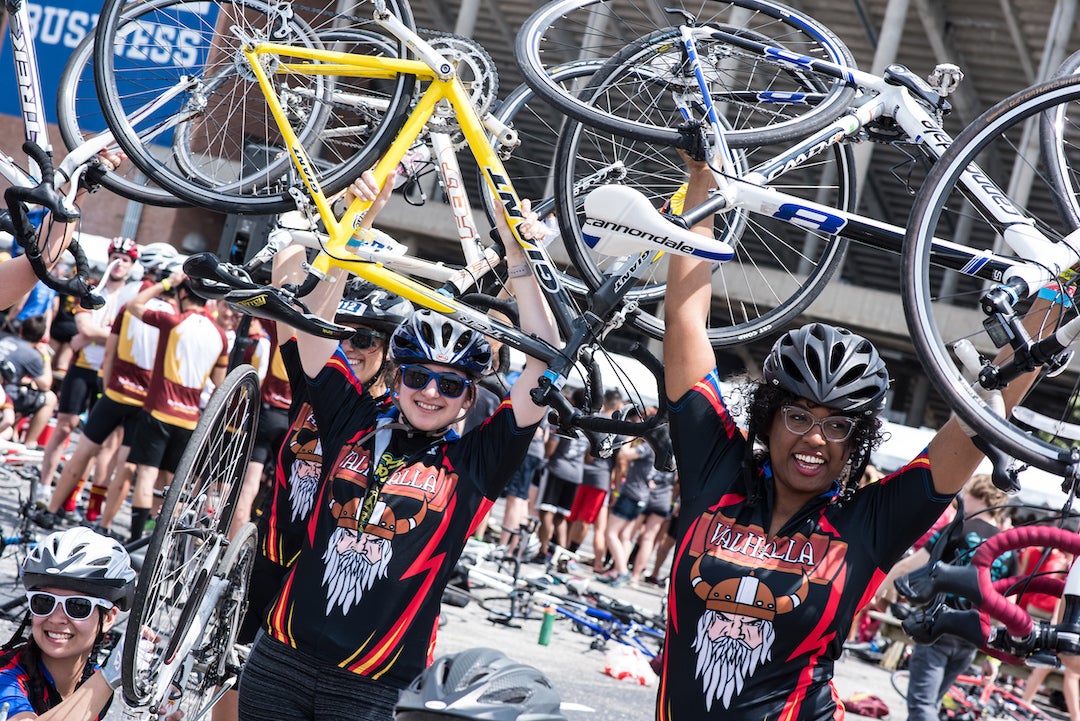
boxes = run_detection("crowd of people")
[0,154,1073,721]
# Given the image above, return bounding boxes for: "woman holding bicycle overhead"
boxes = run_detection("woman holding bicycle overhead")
[237,171,559,721]
[659,158,1054,720]
[0,527,139,720]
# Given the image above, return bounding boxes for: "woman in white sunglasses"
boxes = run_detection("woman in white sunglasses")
[0,527,137,719]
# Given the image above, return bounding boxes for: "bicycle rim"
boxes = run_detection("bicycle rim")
[555,65,854,346]
[94,0,415,214]
[1039,48,1080,233]
[904,74,1080,476]
[516,0,856,147]
[57,28,187,208]
[122,365,259,705]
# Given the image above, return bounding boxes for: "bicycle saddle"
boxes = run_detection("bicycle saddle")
[582,185,734,262]
[224,287,355,340]
[183,253,260,300]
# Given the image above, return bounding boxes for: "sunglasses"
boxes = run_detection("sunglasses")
[400,364,471,398]
[345,328,386,351]
[26,591,112,620]
[780,405,856,443]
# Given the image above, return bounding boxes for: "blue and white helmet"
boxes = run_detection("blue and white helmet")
[390,309,492,378]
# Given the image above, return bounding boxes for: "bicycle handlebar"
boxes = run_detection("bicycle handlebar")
[5,142,103,309]
[898,525,1080,663]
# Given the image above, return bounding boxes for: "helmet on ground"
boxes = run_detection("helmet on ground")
[394,647,566,721]
[762,322,889,415]
[336,279,414,333]
[22,527,137,610]
[108,236,139,261]
[390,310,492,378]
[138,242,182,275]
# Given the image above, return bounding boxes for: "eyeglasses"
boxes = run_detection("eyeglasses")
[400,364,471,398]
[345,328,386,351]
[780,405,856,443]
[26,591,112,620]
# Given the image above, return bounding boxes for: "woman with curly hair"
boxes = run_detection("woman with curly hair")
[656,157,1051,720]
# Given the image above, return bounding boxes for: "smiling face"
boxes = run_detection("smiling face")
[767,399,853,506]
[30,588,117,664]
[341,323,388,387]
[395,362,474,433]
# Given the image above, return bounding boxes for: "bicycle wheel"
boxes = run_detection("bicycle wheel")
[94,0,415,214]
[890,669,909,699]
[56,25,187,208]
[1040,48,1080,233]
[904,74,1080,476]
[516,0,856,147]
[172,522,258,721]
[554,44,855,346]
[122,365,260,706]
[480,590,542,623]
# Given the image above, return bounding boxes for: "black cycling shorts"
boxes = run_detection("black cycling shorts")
[81,396,141,446]
[250,405,290,466]
[126,412,193,473]
[57,366,100,416]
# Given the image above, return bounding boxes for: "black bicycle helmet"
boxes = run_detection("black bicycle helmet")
[336,279,414,333]
[390,309,492,378]
[762,322,889,415]
[22,527,137,610]
[394,648,566,721]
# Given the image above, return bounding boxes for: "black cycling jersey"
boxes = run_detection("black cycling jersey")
[659,369,952,721]
[265,348,537,686]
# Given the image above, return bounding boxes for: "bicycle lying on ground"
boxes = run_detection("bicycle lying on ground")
[890,669,1052,721]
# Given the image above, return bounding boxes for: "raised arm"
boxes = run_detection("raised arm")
[664,160,718,401]
[295,171,389,378]
[496,199,560,428]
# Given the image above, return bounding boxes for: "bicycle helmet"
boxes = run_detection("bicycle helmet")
[138,242,182,274]
[336,279,414,333]
[22,527,137,610]
[390,309,492,378]
[107,236,139,261]
[762,322,889,415]
[394,648,566,721]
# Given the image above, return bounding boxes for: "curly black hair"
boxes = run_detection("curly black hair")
[728,378,885,506]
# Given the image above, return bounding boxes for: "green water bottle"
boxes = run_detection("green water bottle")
[538,606,555,646]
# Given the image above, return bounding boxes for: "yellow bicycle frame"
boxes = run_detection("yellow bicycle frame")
[240,42,563,318]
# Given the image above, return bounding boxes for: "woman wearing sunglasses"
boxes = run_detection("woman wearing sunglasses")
[237,173,559,721]
[0,527,137,719]
[657,157,1052,720]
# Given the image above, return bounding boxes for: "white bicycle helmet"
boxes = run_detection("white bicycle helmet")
[138,242,183,274]
[23,528,137,610]
[394,647,566,721]
[390,309,492,378]
[336,279,414,333]
[762,322,889,415]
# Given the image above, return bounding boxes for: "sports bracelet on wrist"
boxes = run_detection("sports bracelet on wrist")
[506,264,531,279]
[161,279,172,292]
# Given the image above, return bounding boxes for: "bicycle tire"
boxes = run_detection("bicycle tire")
[55,22,187,208]
[479,591,542,623]
[554,41,855,346]
[122,365,260,706]
[93,0,416,214]
[172,522,258,721]
[516,0,857,148]
[903,73,1080,476]
[1040,48,1080,233]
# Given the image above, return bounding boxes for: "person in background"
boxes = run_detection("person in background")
[0,316,56,447]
